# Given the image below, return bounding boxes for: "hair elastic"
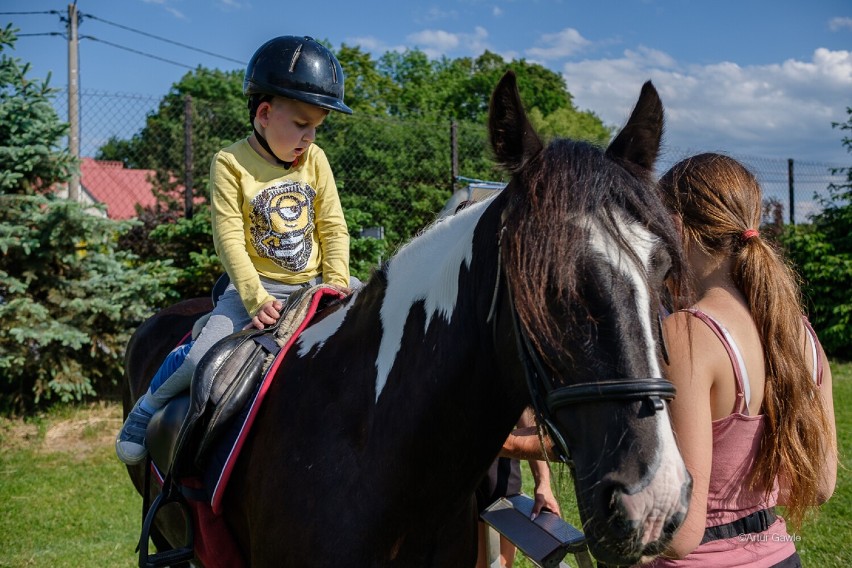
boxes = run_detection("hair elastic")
[741,228,759,241]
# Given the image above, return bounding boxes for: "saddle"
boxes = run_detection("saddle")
[147,322,282,479]
[147,284,339,478]
[138,283,348,568]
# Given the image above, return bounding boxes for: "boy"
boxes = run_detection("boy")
[116,36,353,465]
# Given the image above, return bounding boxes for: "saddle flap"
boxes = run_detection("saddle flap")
[147,394,191,475]
[169,329,280,478]
[194,336,274,468]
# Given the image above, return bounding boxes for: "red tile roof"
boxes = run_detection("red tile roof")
[80,158,160,219]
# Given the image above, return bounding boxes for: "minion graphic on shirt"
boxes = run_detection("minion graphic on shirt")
[249,181,316,272]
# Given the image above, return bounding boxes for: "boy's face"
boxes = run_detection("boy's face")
[256,97,329,163]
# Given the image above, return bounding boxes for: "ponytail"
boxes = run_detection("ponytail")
[734,231,832,527]
[660,153,834,527]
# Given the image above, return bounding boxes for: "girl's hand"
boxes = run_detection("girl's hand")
[248,300,283,330]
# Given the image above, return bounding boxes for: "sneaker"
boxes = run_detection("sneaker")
[115,399,154,465]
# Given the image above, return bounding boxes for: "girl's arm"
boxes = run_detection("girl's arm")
[657,312,716,559]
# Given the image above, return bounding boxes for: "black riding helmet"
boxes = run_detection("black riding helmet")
[244,35,353,115]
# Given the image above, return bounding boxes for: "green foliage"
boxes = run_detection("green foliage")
[528,106,613,147]
[147,204,221,298]
[778,107,852,358]
[116,204,220,301]
[818,107,852,252]
[0,24,76,194]
[0,194,178,410]
[780,224,852,356]
[96,67,246,208]
[0,27,178,410]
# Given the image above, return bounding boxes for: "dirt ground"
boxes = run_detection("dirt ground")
[0,401,123,460]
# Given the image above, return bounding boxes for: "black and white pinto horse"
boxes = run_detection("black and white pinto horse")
[124,70,690,567]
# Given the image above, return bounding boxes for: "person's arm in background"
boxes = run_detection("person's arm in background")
[501,408,561,519]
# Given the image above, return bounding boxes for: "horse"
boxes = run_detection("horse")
[122,70,691,567]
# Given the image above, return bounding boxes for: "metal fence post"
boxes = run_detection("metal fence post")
[788,158,795,225]
[450,121,459,194]
[184,94,194,219]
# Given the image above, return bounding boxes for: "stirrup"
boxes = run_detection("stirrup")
[138,474,195,568]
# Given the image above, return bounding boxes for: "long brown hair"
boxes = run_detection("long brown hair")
[659,153,834,527]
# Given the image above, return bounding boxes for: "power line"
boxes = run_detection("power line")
[6,8,247,70]
[81,12,246,66]
[17,32,66,39]
[81,36,197,70]
[0,11,61,16]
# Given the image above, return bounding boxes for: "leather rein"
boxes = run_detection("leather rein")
[487,215,676,464]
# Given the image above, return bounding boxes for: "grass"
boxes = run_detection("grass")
[0,402,139,567]
[0,362,849,567]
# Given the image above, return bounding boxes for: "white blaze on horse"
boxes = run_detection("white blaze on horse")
[122,70,691,567]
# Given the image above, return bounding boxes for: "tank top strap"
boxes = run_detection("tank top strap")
[802,316,823,386]
[683,308,750,415]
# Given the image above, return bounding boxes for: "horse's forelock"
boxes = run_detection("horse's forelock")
[503,139,682,369]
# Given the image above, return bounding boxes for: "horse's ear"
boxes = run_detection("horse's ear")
[605,81,663,176]
[488,70,544,174]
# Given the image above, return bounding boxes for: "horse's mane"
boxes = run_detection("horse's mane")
[502,139,682,372]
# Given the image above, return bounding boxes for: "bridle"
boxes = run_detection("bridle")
[487,215,676,464]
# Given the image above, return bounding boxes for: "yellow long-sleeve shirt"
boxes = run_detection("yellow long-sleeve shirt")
[209,138,350,316]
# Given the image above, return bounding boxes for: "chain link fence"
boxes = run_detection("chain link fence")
[58,89,845,234]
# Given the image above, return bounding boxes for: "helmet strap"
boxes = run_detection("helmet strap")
[253,126,293,168]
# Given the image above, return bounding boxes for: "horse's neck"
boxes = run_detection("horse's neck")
[297,194,520,443]
[371,199,522,457]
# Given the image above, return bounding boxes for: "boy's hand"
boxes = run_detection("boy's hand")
[248,300,283,330]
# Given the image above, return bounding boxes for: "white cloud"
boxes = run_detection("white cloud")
[526,28,590,60]
[218,0,246,9]
[493,6,503,17]
[561,47,851,165]
[165,7,187,19]
[407,29,460,54]
[419,6,459,23]
[828,17,852,31]
[141,0,187,19]
[405,27,492,58]
[347,36,406,54]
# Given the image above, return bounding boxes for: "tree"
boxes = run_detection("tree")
[96,67,246,207]
[97,68,247,299]
[778,106,852,357]
[0,26,178,410]
[818,107,852,252]
[92,44,612,283]
[0,24,76,193]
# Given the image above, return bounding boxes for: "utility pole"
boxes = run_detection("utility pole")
[67,2,81,202]
[787,158,795,225]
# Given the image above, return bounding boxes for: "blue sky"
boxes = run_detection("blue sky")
[4,0,852,164]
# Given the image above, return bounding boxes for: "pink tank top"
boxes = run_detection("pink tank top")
[646,309,822,568]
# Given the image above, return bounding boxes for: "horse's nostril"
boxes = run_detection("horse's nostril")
[600,481,640,532]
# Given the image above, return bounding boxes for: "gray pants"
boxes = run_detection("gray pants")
[148,276,322,407]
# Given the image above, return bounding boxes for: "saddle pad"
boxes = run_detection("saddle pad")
[148,466,245,568]
[207,285,348,514]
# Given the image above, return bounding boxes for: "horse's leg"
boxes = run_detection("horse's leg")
[428,500,479,568]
